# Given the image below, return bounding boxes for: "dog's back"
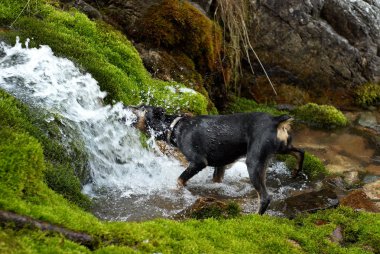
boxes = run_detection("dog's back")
[173,112,291,167]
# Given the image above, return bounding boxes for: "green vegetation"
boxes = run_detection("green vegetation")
[293,103,348,129]
[355,82,380,107]
[181,200,242,220]
[277,152,328,180]
[0,89,90,209]
[224,96,287,116]
[1,1,380,253]
[1,207,380,253]
[0,1,208,114]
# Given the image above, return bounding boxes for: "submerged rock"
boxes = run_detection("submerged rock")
[358,111,380,133]
[281,188,339,218]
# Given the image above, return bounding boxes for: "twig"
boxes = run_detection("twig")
[10,0,32,28]
[0,210,97,250]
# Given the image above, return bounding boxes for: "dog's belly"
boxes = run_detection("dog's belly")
[205,144,247,167]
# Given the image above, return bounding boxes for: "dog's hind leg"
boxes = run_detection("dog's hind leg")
[212,166,226,183]
[246,151,271,215]
[177,161,207,187]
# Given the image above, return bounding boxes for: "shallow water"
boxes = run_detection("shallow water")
[1,39,378,221]
[293,124,380,177]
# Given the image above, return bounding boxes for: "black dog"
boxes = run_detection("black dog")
[130,105,304,215]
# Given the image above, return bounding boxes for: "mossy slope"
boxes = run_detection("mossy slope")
[0,1,379,254]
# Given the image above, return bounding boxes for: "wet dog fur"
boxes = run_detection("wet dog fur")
[130,105,304,215]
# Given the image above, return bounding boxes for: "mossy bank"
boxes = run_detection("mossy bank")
[1,0,380,253]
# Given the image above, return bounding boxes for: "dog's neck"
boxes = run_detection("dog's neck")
[166,116,183,145]
[150,114,181,145]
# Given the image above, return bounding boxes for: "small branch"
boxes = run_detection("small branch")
[10,0,32,28]
[0,210,97,250]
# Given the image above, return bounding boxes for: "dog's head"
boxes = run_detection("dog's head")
[130,105,167,138]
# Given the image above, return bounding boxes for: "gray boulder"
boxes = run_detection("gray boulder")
[246,0,380,89]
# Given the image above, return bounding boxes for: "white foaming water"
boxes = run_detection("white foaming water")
[0,38,188,196]
[0,39,304,220]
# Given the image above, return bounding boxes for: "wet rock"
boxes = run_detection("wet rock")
[363,180,380,210]
[326,155,364,174]
[363,175,380,184]
[281,188,339,218]
[358,111,380,133]
[136,46,204,92]
[343,171,360,186]
[75,0,103,20]
[333,134,375,163]
[365,164,380,176]
[330,226,343,244]
[340,189,380,212]
[82,0,163,35]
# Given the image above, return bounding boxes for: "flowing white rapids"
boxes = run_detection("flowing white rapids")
[0,39,307,221]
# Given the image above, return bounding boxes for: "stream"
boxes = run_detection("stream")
[0,39,379,221]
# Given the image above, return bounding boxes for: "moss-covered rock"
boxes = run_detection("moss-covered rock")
[355,82,380,107]
[45,163,91,210]
[293,103,348,129]
[178,197,241,220]
[0,89,90,208]
[277,152,328,180]
[137,0,222,74]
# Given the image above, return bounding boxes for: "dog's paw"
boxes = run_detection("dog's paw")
[177,178,187,188]
[291,170,299,178]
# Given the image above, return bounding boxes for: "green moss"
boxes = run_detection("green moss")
[44,163,91,210]
[294,103,348,129]
[224,96,288,116]
[0,89,90,204]
[277,152,328,180]
[355,82,380,107]
[190,201,241,220]
[0,0,43,24]
[138,0,222,74]
[1,2,380,254]
[0,128,45,196]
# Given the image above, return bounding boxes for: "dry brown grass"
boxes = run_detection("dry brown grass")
[212,0,277,95]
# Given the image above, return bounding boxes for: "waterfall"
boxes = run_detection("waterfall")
[0,38,304,221]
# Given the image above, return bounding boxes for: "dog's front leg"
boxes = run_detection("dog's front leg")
[177,161,207,187]
[288,147,305,178]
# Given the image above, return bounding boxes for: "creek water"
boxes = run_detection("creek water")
[0,39,378,221]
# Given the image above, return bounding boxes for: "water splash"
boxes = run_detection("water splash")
[0,38,185,196]
[0,39,307,221]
